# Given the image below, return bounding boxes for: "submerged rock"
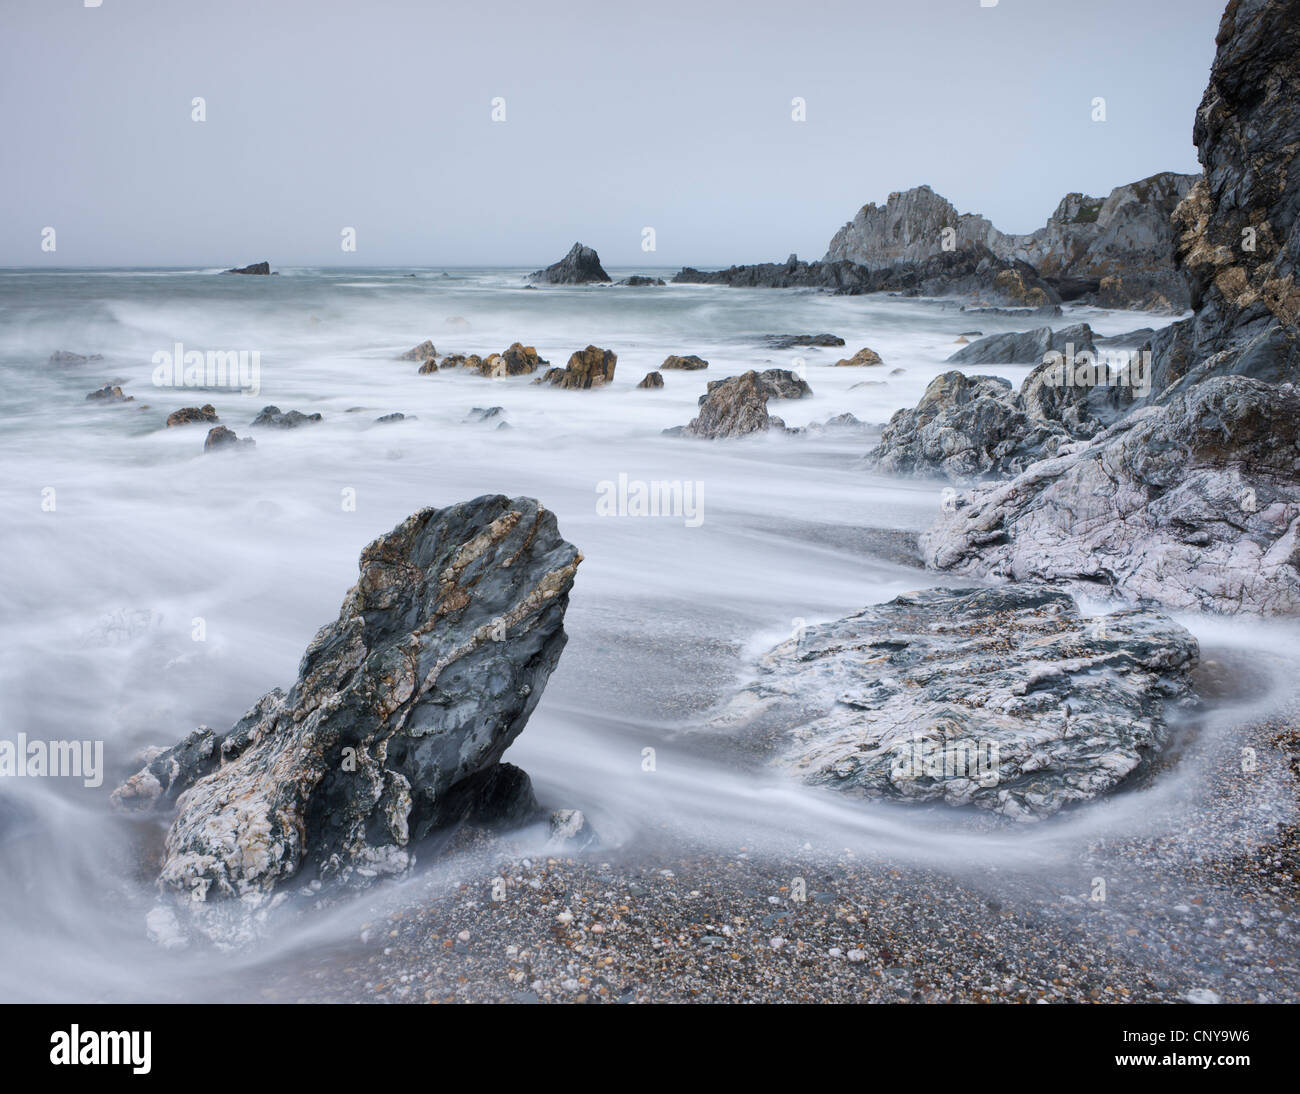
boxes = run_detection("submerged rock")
[167,405,219,427]
[713,584,1198,820]
[49,350,104,365]
[763,333,845,350]
[86,384,133,403]
[619,276,665,286]
[529,243,611,285]
[203,426,253,451]
[113,496,581,942]
[464,406,506,423]
[537,345,617,389]
[251,406,322,428]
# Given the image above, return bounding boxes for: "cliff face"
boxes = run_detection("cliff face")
[823,173,1199,309]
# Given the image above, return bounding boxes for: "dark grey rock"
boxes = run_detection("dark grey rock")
[251,406,322,428]
[113,495,581,943]
[529,243,611,285]
[223,261,271,275]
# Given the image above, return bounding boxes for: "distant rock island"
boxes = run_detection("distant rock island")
[529,243,610,284]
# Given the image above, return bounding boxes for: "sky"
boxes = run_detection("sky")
[0,0,1227,268]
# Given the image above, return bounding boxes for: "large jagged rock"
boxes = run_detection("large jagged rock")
[113,496,581,942]
[529,243,611,285]
[866,368,1100,484]
[822,176,1197,310]
[712,584,1198,820]
[922,377,1300,615]
[1139,0,1300,405]
[223,261,271,275]
[668,369,811,439]
[537,345,616,388]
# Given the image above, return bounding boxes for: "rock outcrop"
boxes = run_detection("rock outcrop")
[481,343,547,377]
[537,345,617,389]
[661,354,709,370]
[529,243,611,285]
[224,261,271,275]
[637,371,664,389]
[713,584,1198,820]
[922,376,1300,615]
[822,175,1197,310]
[113,496,581,943]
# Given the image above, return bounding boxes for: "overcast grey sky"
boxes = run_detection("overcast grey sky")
[1,0,1225,268]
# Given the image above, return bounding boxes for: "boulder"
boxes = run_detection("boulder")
[398,340,437,362]
[712,584,1198,820]
[637,371,664,389]
[529,243,611,285]
[834,347,884,367]
[537,345,617,389]
[671,369,810,439]
[661,354,709,370]
[203,426,253,451]
[112,496,581,942]
[167,405,219,427]
[763,334,845,349]
[479,342,547,377]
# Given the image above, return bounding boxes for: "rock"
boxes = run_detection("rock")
[800,412,869,435]
[922,376,1300,615]
[49,350,103,364]
[619,276,665,286]
[834,347,884,367]
[661,354,709,370]
[224,261,271,275]
[445,317,471,328]
[822,176,1197,310]
[398,340,437,362]
[529,243,611,285]
[537,345,617,389]
[204,426,253,451]
[763,334,845,349]
[465,406,506,423]
[167,404,219,427]
[947,323,1097,366]
[713,584,1197,820]
[112,496,581,941]
[417,359,439,374]
[374,412,407,423]
[480,342,547,377]
[548,809,596,850]
[436,354,469,370]
[86,384,132,403]
[637,371,664,389]
[867,372,1065,482]
[251,406,322,428]
[672,369,809,439]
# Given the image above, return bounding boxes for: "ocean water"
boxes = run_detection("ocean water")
[2,267,1296,1000]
